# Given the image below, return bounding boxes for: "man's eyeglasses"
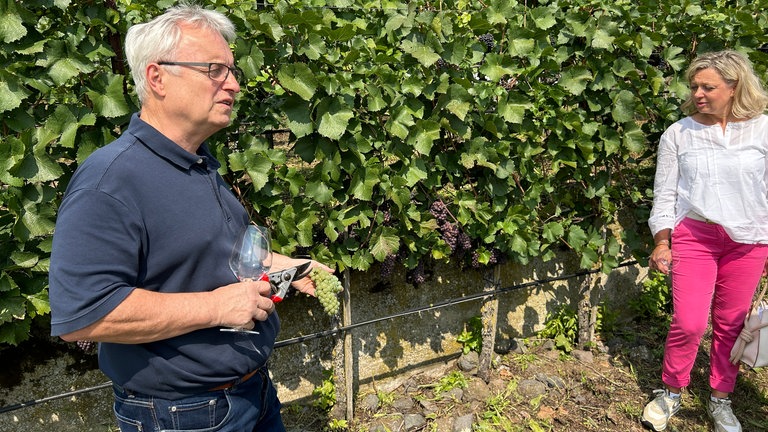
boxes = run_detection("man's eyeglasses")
[157,61,241,82]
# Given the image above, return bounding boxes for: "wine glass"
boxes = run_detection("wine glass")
[221,224,272,334]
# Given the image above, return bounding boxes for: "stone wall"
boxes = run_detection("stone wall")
[270,253,647,404]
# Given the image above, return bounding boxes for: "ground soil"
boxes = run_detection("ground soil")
[283,319,768,432]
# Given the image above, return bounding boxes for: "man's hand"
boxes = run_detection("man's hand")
[215,279,275,330]
[292,260,335,297]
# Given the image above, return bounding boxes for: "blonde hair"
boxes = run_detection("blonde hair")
[681,50,768,119]
[124,1,236,104]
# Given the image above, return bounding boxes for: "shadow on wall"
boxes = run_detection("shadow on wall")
[271,249,647,403]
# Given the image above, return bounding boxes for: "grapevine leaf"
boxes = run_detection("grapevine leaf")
[404,158,428,187]
[559,66,592,96]
[0,294,26,324]
[542,222,565,242]
[86,74,130,118]
[579,247,599,269]
[385,104,415,140]
[0,136,25,187]
[400,37,440,67]
[611,89,636,123]
[25,290,50,316]
[408,120,440,155]
[370,227,400,261]
[282,95,314,138]
[567,225,588,250]
[663,46,686,71]
[297,32,326,60]
[622,123,646,154]
[277,63,318,101]
[384,13,408,32]
[16,151,64,184]
[479,53,515,83]
[443,84,471,121]
[498,92,531,124]
[306,181,333,204]
[365,84,387,112]
[591,28,615,50]
[508,38,535,57]
[244,152,272,192]
[0,10,26,43]
[10,251,38,269]
[317,100,354,140]
[349,166,378,201]
[0,75,30,113]
[530,7,558,30]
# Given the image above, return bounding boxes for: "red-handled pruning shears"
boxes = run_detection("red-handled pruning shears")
[266,261,312,303]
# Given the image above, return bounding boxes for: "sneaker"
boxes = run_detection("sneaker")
[708,397,741,432]
[641,389,681,431]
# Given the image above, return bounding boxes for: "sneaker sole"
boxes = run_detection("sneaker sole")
[640,417,666,431]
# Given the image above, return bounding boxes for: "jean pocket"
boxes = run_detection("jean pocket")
[113,394,151,432]
[114,389,231,431]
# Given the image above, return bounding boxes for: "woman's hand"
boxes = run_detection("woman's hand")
[649,244,673,275]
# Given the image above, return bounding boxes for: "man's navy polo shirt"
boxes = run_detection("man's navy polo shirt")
[49,113,279,399]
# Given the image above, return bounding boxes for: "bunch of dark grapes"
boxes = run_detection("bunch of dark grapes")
[430,200,473,255]
[76,340,96,353]
[309,268,343,316]
[430,200,449,224]
[406,261,427,285]
[442,222,459,252]
[380,253,397,279]
[478,33,495,52]
[457,231,472,252]
[435,58,449,70]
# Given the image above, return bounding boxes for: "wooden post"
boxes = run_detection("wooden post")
[477,265,500,383]
[330,267,353,421]
[577,272,597,349]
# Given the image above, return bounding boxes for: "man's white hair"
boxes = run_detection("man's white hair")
[124,1,236,104]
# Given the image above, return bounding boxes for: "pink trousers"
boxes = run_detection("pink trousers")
[662,217,768,393]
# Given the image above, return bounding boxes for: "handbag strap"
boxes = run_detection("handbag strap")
[749,278,768,319]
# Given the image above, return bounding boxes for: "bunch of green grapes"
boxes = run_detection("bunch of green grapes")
[310,268,343,316]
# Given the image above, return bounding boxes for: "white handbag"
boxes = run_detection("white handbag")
[729,279,768,368]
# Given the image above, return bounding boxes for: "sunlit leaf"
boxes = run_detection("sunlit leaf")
[86,74,130,118]
[0,10,26,43]
[277,63,318,101]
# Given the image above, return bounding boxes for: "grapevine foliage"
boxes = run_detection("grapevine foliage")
[0,0,766,345]
[310,268,344,316]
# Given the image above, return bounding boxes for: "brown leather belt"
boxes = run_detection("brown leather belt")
[209,368,261,391]
[687,211,716,224]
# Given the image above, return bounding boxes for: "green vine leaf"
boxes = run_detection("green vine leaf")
[277,63,318,101]
[0,10,26,43]
[400,36,440,67]
[86,74,131,119]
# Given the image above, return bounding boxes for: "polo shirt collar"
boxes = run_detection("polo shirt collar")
[128,113,222,171]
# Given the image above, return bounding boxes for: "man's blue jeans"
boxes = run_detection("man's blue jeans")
[112,368,285,431]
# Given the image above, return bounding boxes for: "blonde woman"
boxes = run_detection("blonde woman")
[644,50,768,432]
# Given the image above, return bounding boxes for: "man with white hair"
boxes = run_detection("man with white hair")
[49,3,329,430]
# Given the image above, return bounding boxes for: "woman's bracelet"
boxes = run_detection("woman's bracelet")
[654,239,670,247]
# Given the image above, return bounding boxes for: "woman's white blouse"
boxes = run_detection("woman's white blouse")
[648,114,768,243]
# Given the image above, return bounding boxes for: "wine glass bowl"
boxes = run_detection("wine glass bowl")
[229,225,272,282]
[222,224,272,335]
